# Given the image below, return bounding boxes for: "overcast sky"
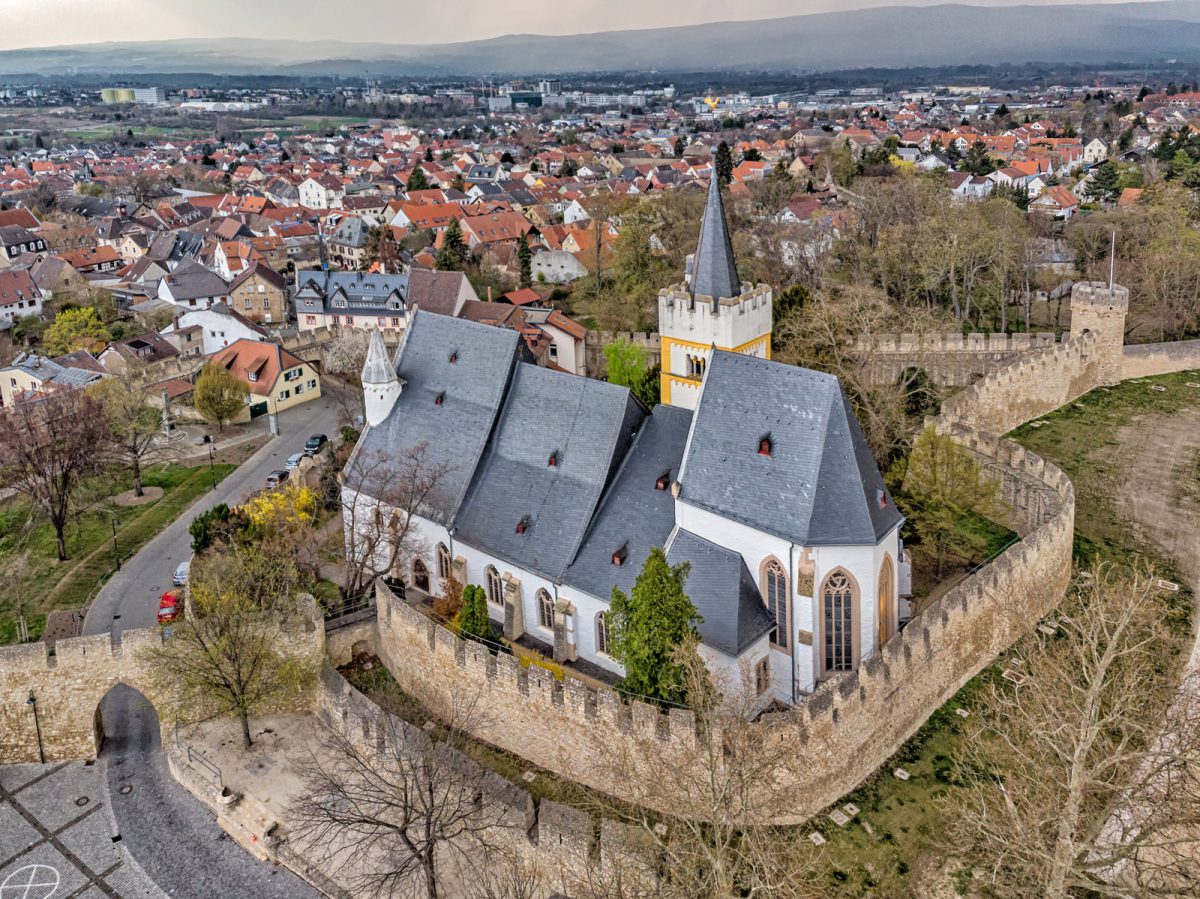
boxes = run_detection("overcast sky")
[0,0,1169,50]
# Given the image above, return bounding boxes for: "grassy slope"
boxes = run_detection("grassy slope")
[0,461,235,643]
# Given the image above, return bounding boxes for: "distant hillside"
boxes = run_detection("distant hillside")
[4,1,1200,76]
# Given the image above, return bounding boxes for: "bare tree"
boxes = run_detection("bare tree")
[338,443,454,604]
[91,363,161,497]
[773,284,945,461]
[947,561,1200,898]
[0,390,110,560]
[291,689,516,899]
[593,638,823,899]
[140,544,319,748]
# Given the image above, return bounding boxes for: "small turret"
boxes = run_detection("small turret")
[362,328,401,427]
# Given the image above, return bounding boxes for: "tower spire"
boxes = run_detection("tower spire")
[691,174,741,303]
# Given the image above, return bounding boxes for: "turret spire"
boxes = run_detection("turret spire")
[361,327,397,386]
[691,174,741,303]
[361,328,402,428]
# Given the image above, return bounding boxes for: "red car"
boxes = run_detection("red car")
[157,592,180,625]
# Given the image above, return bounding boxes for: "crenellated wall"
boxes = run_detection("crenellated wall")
[936,331,1103,437]
[856,331,1058,387]
[0,628,166,763]
[368,420,1074,824]
[0,605,324,765]
[584,330,662,377]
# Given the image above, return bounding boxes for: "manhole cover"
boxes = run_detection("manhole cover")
[75,796,90,807]
[118,784,133,795]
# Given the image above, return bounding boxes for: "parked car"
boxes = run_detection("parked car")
[304,433,328,456]
[285,452,305,471]
[265,469,290,488]
[172,559,190,587]
[157,592,180,625]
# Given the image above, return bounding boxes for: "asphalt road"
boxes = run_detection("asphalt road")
[82,387,350,899]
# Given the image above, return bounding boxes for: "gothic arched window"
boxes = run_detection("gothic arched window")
[486,565,502,606]
[596,612,609,655]
[537,589,554,630]
[763,560,789,650]
[822,569,856,675]
[436,543,451,580]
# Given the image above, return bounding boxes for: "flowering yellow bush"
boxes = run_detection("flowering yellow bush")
[243,483,317,532]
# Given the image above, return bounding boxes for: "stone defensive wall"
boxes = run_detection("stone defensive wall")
[365,417,1073,824]
[306,665,643,897]
[0,606,324,765]
[855,331,1058,388]
[1120,339,1200,381]
[936,330,1103,438]
[0,628,166,763]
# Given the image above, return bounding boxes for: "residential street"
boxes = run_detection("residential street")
[80,385,351,899]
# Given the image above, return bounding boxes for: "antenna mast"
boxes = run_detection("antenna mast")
[1109,230,1116,290]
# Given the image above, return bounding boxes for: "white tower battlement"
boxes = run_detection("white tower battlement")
[658,177,774,410]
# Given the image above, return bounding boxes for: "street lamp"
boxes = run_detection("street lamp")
[27,690,44,764]
[207,441,217,491]
[110,517,120,571]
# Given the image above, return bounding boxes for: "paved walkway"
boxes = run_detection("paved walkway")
[0,760,165,899]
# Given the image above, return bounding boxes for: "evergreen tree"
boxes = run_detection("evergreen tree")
[962,140,997,176]
[1084,161,1121,204]
[436,218,468,271]
[995,102,1009,118]
[674,136,685,158]
[424,145,434,162]
[516,232,532,289]
[608,548,700,703]
[715,141,734,186]
[458,585,490,640]
[407,167,429,192]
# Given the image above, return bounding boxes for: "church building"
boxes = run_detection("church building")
[347,178,907,704]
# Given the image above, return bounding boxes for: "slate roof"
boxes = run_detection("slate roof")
[454,363,645,581]
[293,269,409,317]
[563,404,692,602]
[160,258,228,301]
[679,350,903,546]
[350,310,521,524]
[665,529,775,657]
[690,176,741,301]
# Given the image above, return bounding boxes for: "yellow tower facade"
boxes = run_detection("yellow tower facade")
[658,176,773,410]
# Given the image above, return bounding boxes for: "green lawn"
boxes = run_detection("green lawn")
[0,461,235,644]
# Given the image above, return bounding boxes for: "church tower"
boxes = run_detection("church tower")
[362,327,402,427]
[658,175,773,410]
